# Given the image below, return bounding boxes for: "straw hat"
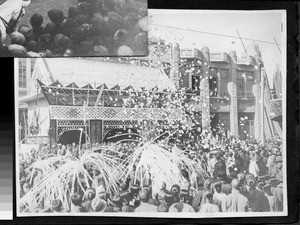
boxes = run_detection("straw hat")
[51,199,62,211]
[91,198,107,212]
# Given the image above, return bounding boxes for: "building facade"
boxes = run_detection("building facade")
[17,40,279,145]
[148,37,273,140]
[16,58,36,141]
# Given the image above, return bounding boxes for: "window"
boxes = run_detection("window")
[19,59,27,88]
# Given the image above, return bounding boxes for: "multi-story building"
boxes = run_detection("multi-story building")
[148,37,277,140]
[16,39,280,145]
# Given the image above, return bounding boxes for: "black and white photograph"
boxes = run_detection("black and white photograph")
[15,9,287,218]
[0,0,148,57]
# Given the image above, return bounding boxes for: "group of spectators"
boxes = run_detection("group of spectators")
[1,0,147,57]
[19,133,284,213]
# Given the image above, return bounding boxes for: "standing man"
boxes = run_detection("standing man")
[223,179,249,212]
[244,174,270,212]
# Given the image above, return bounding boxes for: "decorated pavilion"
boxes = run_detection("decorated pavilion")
[19,58,183,146]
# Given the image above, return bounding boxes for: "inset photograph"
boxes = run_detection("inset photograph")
[0,0,148,57]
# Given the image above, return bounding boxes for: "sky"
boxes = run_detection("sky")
[148,9,286,87]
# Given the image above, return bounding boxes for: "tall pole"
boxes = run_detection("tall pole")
[236,29,248,55]
[260,67,265,145]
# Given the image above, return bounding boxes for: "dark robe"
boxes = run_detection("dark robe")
[244,187,270,212]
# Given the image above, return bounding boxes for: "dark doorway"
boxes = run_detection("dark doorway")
[210,113,219,135]
[103,128,139,143]
[58,130,86,145]
[209,77,218,96]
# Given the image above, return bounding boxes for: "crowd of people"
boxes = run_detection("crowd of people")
[1,0,147,57]
[19,132,284,214]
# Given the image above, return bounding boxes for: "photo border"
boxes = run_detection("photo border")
[12,0,299,224]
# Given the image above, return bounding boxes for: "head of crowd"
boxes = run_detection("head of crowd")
[19,131,284,213]
[1,0,148,57]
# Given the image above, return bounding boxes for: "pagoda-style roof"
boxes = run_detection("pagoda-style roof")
[32,58,176,92]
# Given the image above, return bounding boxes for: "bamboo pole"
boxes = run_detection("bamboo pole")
[260,68,265,145]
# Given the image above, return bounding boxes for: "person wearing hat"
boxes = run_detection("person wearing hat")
[168,189,195,212]
[10,31,26,45]
[211,181,226,212]
[198,191,220,213]
[107,12,125,34]
[44,22,60,38]
[68,6,78,19]
[60,18,77,36]
[215,170,232,195]
[54,33,71,53]
[225,151,235,176]
[130,183,140,196]
[18,25,33,41]
[243,173,270,212]
[26,40,39,52]
[241,151,251,174]
[90,197,107,212]
[267,154,277,178]
[63,48,75,57]
[170,184,180,197]
[157,202,169,212]
[32,169,43,188]
[163,193,175,208]
[70,192,87,212]
[82,188,96,212]
[48,9,65,27]
[192,178,212,211]
[8,44,27,57]
[262,184,280,212]
[51,199,63,213]
[269,178,283,211]
[223,179,249,212]
[143,185,156,206]
[38,33,52,51]
[213,151,226,180]
[117,44,133,56]
[120,191,135,212]
[125,12,141,30]
[257,150,268,176]
[134,188,158,212]
[121,191,135,212]
[275,156,283,181]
